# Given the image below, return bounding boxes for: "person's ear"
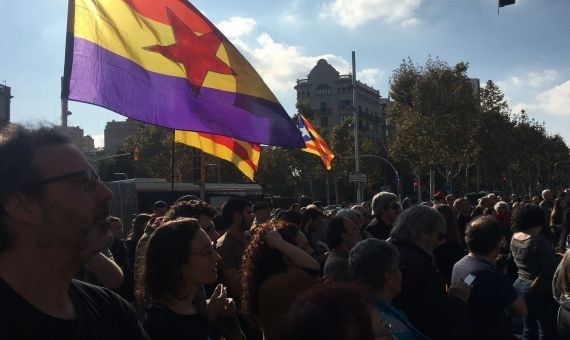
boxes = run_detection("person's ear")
[1,193,39,225]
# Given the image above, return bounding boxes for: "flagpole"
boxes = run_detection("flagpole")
[352,51,363,204]
[171,130,175,203]
[61,0,75,107]
[199,151,206,201]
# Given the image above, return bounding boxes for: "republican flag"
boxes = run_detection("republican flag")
[298,115,335,170]
[62,0,304,148]
[174,131,260,181]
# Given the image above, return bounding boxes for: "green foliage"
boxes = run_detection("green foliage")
[388,57,480,178]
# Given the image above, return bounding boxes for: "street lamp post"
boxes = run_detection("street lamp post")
[351,51,363,203]
[536,141,566,191]
[344,154,401,201]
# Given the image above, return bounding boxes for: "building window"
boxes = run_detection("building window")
[321,116,329,127]
[315,84,331,95]
[339,100,351,110]
[320,101,328,113]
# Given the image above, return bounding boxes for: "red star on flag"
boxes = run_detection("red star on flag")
[148,8,235,92]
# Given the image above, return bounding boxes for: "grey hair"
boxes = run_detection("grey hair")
[371,192,398,216]
[390,205,445,242]
[349,239,400,289]
[494,201,508,211]
[453,198,468,210]
[336,208,362,224]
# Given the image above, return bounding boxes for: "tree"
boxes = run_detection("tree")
[387,58,480,193]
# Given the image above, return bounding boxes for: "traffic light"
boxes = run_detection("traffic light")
[413,179,419,190]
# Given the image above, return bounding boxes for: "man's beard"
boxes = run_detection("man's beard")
[38,198,111,265]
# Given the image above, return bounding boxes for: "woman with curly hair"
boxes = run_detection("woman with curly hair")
[138,218,241,340]
[240,221,320,340]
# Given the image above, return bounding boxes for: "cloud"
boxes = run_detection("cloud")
[528,70,558,88]
[320,0,423,28]
[357,69,385,89]
[536,80,570,116]
[92,134,104,148]
[216,17,256,39]
[507,70,558,88]
[280,0,305,24]
[511,80,570,117]
[216,17,384,97]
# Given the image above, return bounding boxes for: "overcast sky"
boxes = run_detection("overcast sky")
[1,0,569,147]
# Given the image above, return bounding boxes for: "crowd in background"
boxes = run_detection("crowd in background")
[3,127,570,340]
[79,185,570,340]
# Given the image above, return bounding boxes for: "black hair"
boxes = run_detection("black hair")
[301,207,324,228]
[283,283,375,340]
[326,216,348,249]
[138,218,201,304]
[277,210,303,226]
[221,198,251,225]
[465,216,502,255]
[511,203,545,232]
[153,201,168,210]
[0,126,71,252]
[163,200,217,223]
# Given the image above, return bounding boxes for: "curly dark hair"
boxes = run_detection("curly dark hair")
[282,283,375,340]
[240,220,300,323]
[511,203,545,232]
[136,218,201,305]
[163,200,217,223]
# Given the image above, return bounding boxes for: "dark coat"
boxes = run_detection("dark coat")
[365,217,392,240]
[391,239,467,340]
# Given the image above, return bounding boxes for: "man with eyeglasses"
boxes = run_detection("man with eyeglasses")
[365,192,401,240]
[0,127,148,339]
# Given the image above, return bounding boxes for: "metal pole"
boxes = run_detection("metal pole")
[352,51,362,203]
[171,130,175,203]
[200,151,206,201]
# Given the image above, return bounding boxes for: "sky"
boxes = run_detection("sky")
[1,0,570,148]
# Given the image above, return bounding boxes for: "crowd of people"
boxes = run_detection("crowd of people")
[1,126,570,340]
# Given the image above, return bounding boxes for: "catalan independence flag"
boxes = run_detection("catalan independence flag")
[298,115,335,170]
[62,0,304,148]
[175,131,260,181]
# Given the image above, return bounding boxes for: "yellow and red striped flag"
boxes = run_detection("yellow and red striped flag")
[298,115,335,170]
[174,131,260,181]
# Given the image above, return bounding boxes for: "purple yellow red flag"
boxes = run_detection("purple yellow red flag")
[298,115,335,170]
[174,130,260,181]
[62,0,304,148]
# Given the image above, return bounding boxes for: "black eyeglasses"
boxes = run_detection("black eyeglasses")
[38,169,100,192]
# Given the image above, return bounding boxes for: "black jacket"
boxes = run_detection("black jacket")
[365,217,392,240]
[391,239,468,340]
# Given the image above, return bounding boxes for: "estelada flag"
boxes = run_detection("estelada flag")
[175,131,260,181]
[62,0,304,148]
[298,115,335,170]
